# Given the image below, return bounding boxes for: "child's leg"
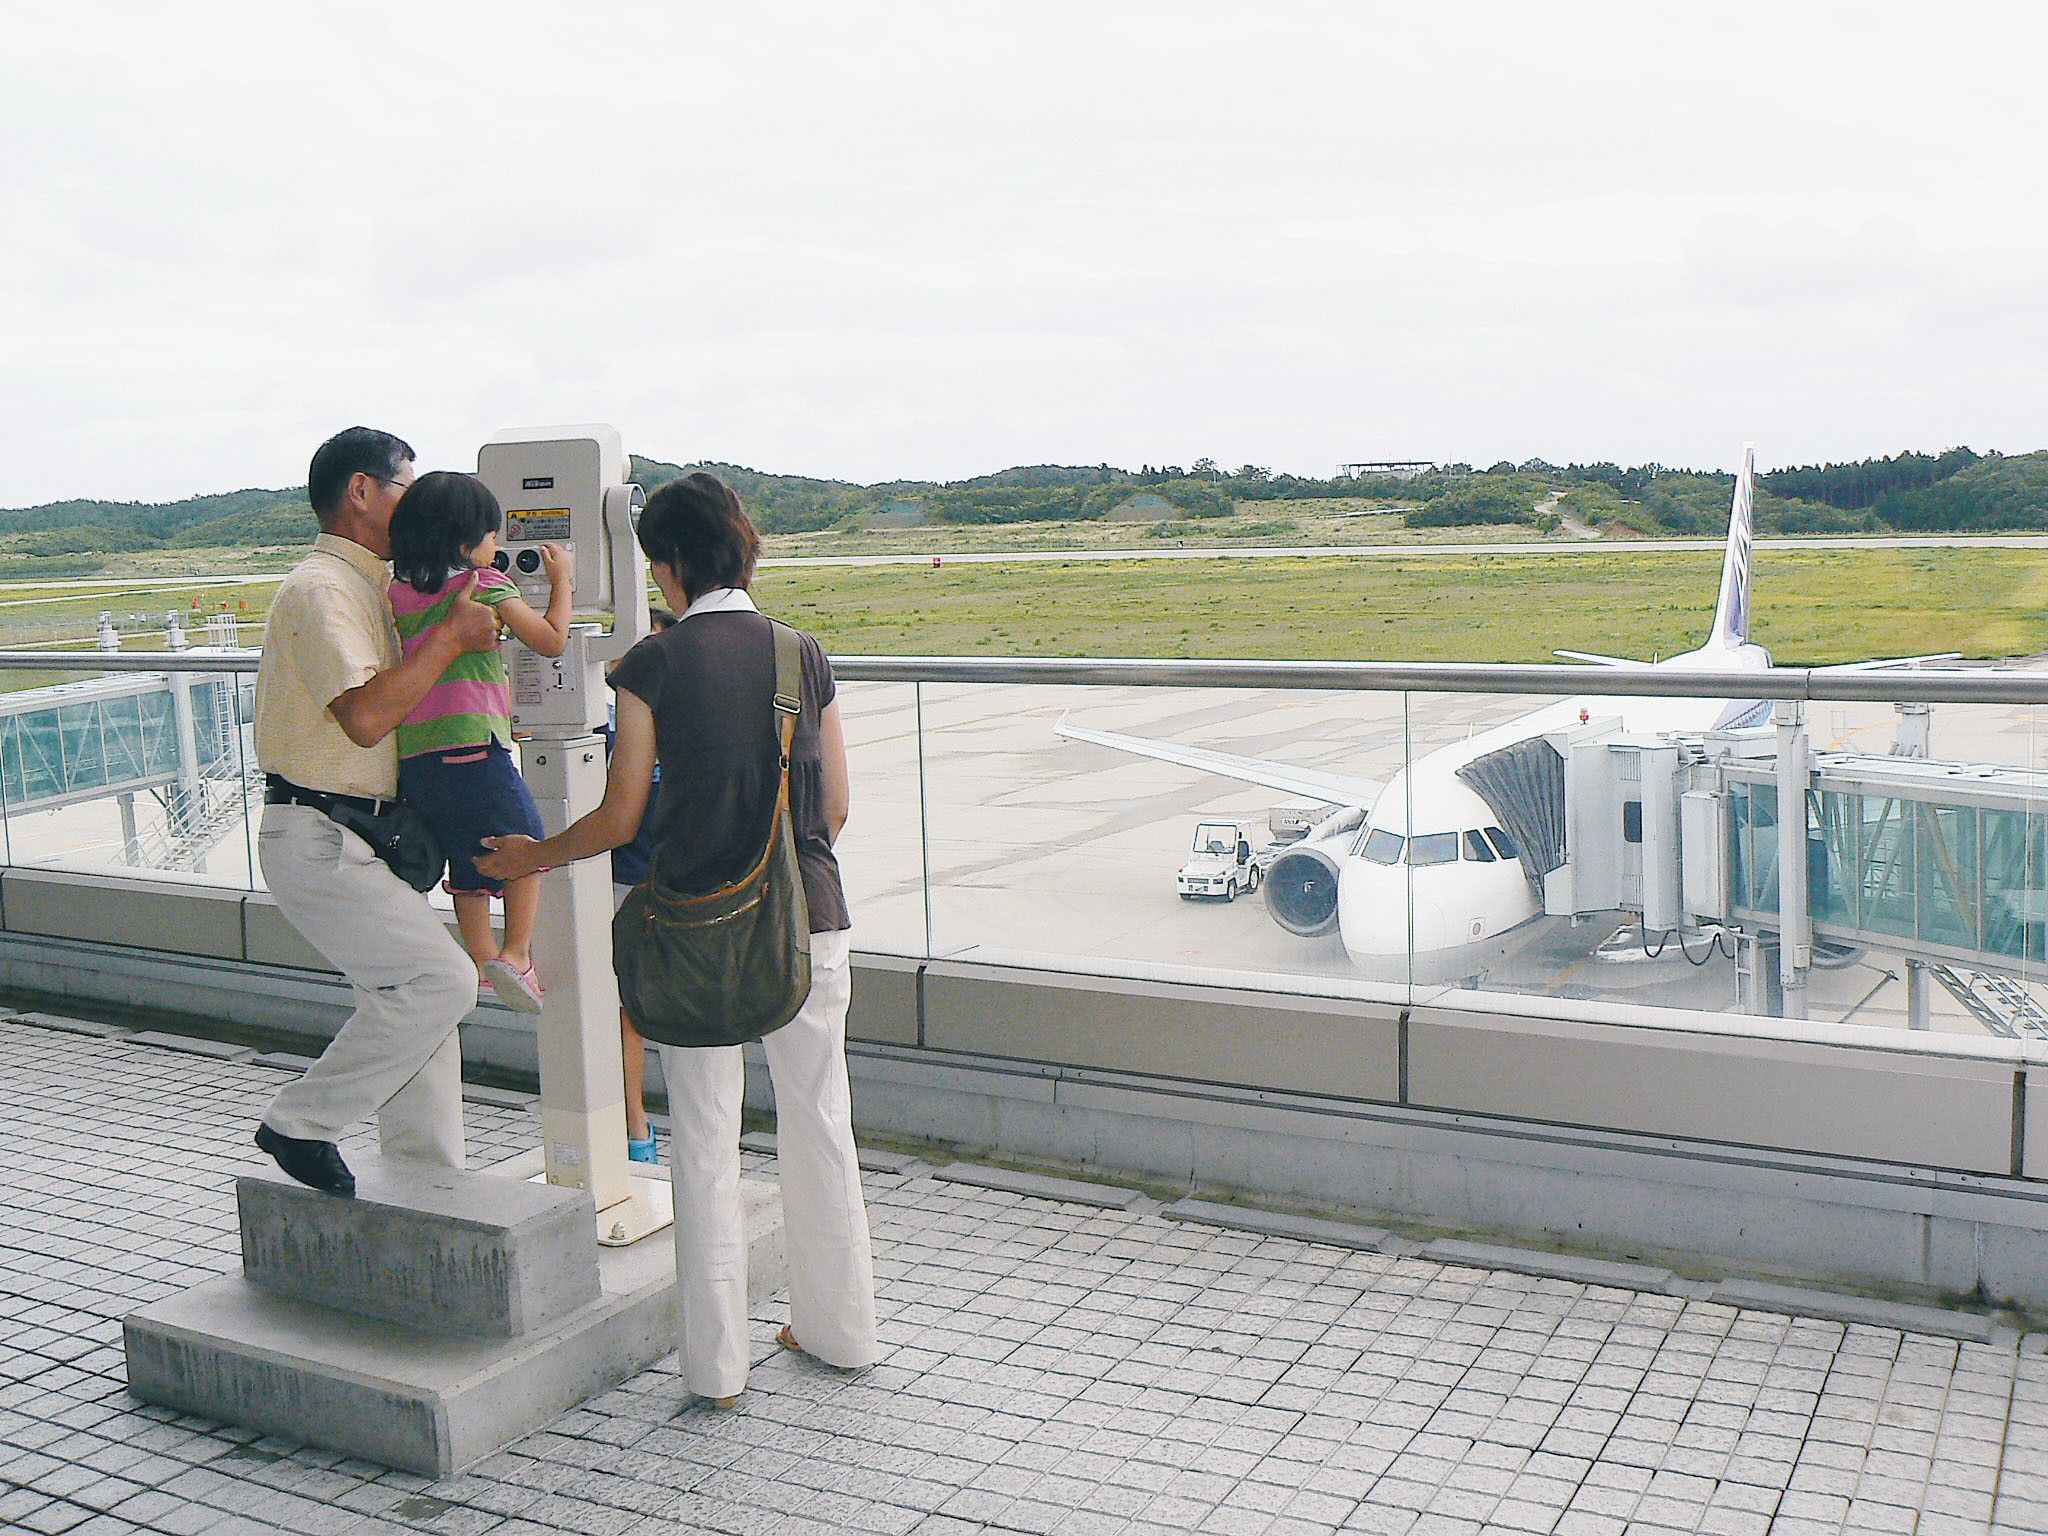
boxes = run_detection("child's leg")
[452,892,498,970]
[498,872,541,969]
[622,1013,650,1140]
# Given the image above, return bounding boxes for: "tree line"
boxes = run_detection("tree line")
[1,446,2040,568]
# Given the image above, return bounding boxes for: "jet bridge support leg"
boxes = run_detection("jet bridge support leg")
[1736,931,1781,1016]
[1907,959,1932,1030]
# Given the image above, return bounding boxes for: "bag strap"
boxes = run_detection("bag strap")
[770,618,802,762]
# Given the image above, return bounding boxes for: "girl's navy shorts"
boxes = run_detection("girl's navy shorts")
[398,742,545,897]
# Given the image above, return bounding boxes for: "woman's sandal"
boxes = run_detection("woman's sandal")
[776,1324,803,1356]
[710,1395,738,1410]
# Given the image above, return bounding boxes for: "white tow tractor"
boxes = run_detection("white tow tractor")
[1177,820,1265,901]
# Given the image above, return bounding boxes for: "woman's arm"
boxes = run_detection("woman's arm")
[476,688,655,879]
[819,699,850,842]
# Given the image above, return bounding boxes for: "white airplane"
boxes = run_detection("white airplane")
[1057,445,1825,981]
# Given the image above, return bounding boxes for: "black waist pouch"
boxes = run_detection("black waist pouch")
[328,800,446,893]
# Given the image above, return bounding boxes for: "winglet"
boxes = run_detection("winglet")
[1709,443,1756,649]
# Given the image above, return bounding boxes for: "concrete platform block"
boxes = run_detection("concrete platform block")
[936,1162,1145,1210]
[130,1029,256,1061]
[1423,1238,1675,1293]
[237,1159,600,1339]
[1162,1198,1390,1252]
[737,1130,921,1176]
[1709,1279,1999,1343]
[125,1177,783,1477]
[460,1083,538,1109]
[8,1011,125,1038]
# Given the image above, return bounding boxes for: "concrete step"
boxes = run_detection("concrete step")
[126,1177,784,1476]
[237,1156,601,1339]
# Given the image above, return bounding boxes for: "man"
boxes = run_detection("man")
[251,427,499,1195]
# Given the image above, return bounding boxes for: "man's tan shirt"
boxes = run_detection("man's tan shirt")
[254,533,401,799]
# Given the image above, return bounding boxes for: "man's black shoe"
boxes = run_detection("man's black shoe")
[254,1123,356,1197]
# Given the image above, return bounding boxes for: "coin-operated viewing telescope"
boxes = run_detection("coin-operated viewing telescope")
[478,424,651,732]
[475,425,667,1245]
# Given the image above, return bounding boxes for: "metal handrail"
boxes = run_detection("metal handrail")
[0,647,2043,703]
[0,650,260,674]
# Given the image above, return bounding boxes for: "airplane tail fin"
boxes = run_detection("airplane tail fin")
[1708,443,1756,649]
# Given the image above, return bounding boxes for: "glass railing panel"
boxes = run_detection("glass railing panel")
[224,669,259,888]
[826,680,929,957]
[911,680,1408,1003]
[0,658,259,888]
[1402,685,2048,1047]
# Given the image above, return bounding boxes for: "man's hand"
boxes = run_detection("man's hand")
[539,542,573,593]
[445,576,501,653]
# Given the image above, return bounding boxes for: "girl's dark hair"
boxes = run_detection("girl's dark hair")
[389,472,504,593]
[636,472,760,599]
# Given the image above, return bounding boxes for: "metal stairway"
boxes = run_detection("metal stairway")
[124,754,263,873]
[1925,964,2048,1043]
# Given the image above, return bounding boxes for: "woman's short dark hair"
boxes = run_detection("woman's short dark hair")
[389,472,504,594]
[636,472,760,598]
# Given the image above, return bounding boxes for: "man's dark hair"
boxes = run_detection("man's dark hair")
[649,606,679,631]
[389,472,504,594]
[636,472,761,598]
[308,426,415,527]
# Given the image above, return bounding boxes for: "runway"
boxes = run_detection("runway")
[763,533,2048,569]
[4,531,2043,600]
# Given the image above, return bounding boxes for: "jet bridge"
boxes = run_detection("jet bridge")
[1540,714,2048,1038]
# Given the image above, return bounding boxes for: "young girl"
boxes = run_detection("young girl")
[388,471,572,1013]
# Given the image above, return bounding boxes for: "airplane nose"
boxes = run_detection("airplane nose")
[1337,858,1400,960]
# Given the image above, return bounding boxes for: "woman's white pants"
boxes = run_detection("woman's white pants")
[659,928,877,1398]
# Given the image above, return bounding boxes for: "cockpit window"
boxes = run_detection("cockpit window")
[1409,832,1459,866]
[1363,829,1404,865]
[1463,830,1496,863]
[1484,826,1519,860]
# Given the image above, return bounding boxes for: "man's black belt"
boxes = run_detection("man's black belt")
[264,775,391,818]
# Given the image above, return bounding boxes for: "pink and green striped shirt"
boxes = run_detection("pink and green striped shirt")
[390,567,520,757]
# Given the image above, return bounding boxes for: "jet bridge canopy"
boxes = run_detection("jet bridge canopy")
[1456,736,1569,894]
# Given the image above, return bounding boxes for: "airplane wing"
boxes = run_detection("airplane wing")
[1055,713,1381,807]
[1813,653,1963,673]
[1553,649,1649,668]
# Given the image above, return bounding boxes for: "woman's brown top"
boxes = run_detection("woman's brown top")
[607,605,850,932]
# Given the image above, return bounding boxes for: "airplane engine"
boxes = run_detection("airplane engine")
[1264,845,1343,935]
[1262,809,1364,937]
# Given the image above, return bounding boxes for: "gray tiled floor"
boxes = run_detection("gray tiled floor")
[3,1015,2046,1535]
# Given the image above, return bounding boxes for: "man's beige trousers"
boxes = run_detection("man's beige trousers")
[257,803,475,1167]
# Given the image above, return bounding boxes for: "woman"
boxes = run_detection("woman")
[477,471,876,1407]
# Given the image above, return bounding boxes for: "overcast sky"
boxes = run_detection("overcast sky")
[3,2,2044,506]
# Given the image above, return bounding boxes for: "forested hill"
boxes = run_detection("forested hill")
[1,447,2042,564]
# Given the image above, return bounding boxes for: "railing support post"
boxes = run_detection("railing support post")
[1775,698,1811,1021]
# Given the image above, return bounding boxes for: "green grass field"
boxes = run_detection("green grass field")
[756,547,2048,666]
[1,546,2043,669]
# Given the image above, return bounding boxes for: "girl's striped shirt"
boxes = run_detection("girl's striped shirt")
[390,567,520,758]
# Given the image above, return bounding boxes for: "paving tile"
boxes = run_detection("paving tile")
[1,1024,2042,1536]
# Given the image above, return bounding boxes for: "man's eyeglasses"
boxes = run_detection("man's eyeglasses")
[372,475,415,494]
